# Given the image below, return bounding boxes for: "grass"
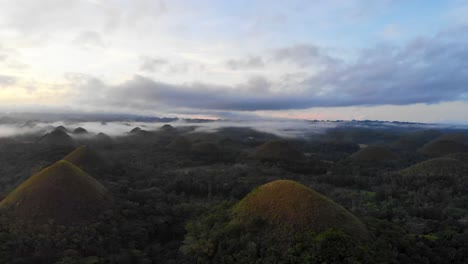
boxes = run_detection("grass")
[399,158,468,176]
[233,180,370,241]
[0,160,112,225]
[39,129,75,146]
[418,140,468,157]
[63,145,106,172]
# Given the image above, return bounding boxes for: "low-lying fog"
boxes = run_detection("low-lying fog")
[0,118,465,139]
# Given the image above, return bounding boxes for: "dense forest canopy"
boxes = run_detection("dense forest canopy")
[0,121,466,263]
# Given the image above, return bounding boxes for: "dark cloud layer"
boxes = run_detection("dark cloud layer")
[71,26,468,112]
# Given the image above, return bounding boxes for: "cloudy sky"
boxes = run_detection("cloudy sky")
[0,0,467,123]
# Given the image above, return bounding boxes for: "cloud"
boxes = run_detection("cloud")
[139,56,168,72]
[225,56,265,70]
[67,26,468,113]
[272,44,340,67]
[72,30,107,49]
[0,74,16,87]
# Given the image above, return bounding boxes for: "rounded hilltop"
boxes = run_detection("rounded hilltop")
[233,180,370,240]
[38,128,75,146]
[64,145,108,173]
[55,125,69,133]
[160,124,176,132]
[350,145,398,162]
[252,140,305,162]
[391,129,442,150]
[418,140,468,157]
[0,160,112,225]
[444,152,468,163]
[433,132,468,145]
[73,127,88,134]
[399,158,468,177]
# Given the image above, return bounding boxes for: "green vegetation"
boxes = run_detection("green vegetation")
[350,145,399,161]
[38,129,76,146]
[0,160,112,225]
[418,140,468,157]
[233,180,369,240]
[252,140,306,162]
[63,145,109,173]
[0,126,466,263]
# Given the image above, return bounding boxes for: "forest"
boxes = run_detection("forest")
[0,122,466,264]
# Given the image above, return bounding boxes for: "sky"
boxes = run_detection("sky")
[0,0,467,123]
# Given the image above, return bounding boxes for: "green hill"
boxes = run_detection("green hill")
[433,132,468,145]
[0,160,112,225]
[391,130,442,150]
[233,180,370,240]
[38,129,75,146]
[63,145,108,173]
[444,152,468,164]
[399,158,468,177]
[160,124,176,132]
[55,125,69,133]
[73,127,88,134]
[350,145,398,161]
[418,140,468,157]
[252,140,306,162]
[95,132,113,145]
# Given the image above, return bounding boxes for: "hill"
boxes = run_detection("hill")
[399,158,468,177]
[38,129,75,146]
[0,160,112,225]
[130,127,142,134]
[418,140,468,157]
[63,145,109,173]
[432,132,468,145]
[350,145,398,161]
[444,152,468,164]
[391,130,442,150]
[73,127,88,134]
[55,125,69,133]
[252,140,306,162]
[95,132,113,145]
[233,180,369,240]
[160,124,176,132]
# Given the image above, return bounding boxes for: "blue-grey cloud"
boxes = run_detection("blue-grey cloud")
[71,26,468,112]
[272,44,340,67]
[139,56,168,72]
[225,56,265,70]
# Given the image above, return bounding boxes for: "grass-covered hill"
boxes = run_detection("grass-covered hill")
[444,152,468,163]
[160,124,176,132]
[233,180,370,240]
[73,127,88,134]
[38,128,76,146]
[63,145,109,173]
[391,129,443,150]
[399,158,468,177]
[0,160,112,225]
[418,140,468,157]
[350,145,399,162]
[432,132,468,145]
[252,140,306,163]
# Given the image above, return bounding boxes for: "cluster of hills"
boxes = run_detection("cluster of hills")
[0,122,466,263]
